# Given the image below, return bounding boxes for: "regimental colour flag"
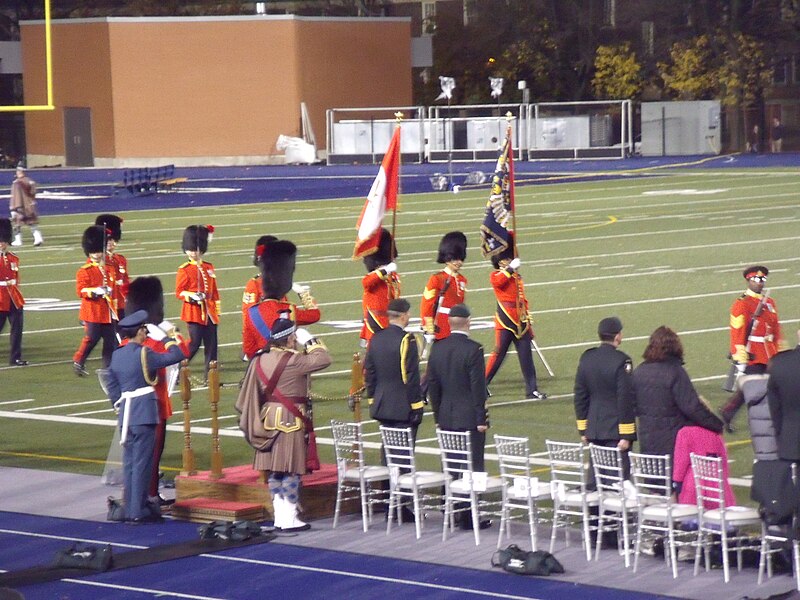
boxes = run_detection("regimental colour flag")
[353,126,401,258]
[480,126,515,258]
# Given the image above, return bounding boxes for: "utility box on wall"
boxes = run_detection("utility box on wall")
[20,15,412,167]
[641,101,721,156]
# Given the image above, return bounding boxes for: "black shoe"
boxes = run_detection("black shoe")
[157,495,176,507]
[73,362,88,377]
[11,359,28,366]
[527,390,547,400]
[128,514,164,525]
[460,517,492,531]
[400,506,416,522]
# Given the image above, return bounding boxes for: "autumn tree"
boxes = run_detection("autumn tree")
[658,35,718,100]
[591,42,643,100]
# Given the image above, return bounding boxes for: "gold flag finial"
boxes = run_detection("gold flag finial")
[394,111,404,122]
[505,111,514,122]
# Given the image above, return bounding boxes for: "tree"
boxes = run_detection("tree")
[658,35,718,100]
[716,31,771,108]
[591,42,643,100]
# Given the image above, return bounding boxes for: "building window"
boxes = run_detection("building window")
[463,0,478,26]
[422,1,436,35]
[604,0,616,27]
[773,56,788,85]
[641,21,654,56]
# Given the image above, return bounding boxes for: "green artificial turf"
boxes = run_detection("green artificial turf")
[2,166,798,503]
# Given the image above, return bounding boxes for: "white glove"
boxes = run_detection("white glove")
[508,258,521,270]
[294,327,313,345]
[187,292,204,303]
[383,262,397,274]
[424,333,435,346]
[113,398,122,413]
[292,283,310,295]
[146,323,167,341]
[158,320,177,337]
[92,286,107,297]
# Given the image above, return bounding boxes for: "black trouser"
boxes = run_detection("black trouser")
[586,439,631,491]
[721,363,768,420]
[187,321,218,377]
[74,321,118,368]
[0,304,23,363]
[485,328,538,396]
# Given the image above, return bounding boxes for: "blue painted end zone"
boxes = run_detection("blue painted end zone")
[11,152,799,217]
[0,512,670,600]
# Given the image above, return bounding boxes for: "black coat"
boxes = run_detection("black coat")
[426,331,488,431]
[632,357,722,457]
[573,343,636,441]
[364,324,423,424]
[767,346,800,461]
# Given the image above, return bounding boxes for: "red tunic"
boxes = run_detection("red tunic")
[360,269,401,343]
[729,290,780,366]
[76,259,118,323]
[108,252,129,312]
[0,251,24,311]
[175,260,220,325]
[242,298,321,359]
[420,269,467,340]
[490,268,531,338]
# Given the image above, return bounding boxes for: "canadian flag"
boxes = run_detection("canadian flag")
[353,127,400,258]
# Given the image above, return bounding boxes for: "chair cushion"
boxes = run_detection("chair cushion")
[641,502,698,520]
[600,493,638,511]
[702,505,761,524]
[560,489,600,507]
[450,476,504,494]
[397,471,449,488]
[343,466,390,482]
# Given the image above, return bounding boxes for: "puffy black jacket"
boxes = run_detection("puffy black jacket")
[633,357,723,458]
[741,373,778,461]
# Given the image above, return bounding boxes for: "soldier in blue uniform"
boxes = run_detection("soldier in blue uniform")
[104,309,186,523]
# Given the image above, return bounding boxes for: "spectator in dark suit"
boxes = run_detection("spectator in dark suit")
[364,297,425,431]
[426,304,491,531]
[768,329,800,461]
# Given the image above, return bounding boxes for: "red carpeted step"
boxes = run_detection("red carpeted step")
[171,497,266,523]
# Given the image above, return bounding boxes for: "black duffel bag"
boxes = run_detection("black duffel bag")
[491,544,565,576]
[52,544,113,571]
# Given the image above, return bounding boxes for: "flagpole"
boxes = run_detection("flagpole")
[447,97,453,191]
[506,112,517,258]
[392,112,403,245]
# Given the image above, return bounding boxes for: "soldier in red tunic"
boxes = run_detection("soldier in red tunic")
[484,238,546,399]
[125,276,190,505]
[73,225,119,375]
[420,231,467,345]
[175,225,220,379]
[242,239,320,360]
[721,265,780,430]
[95,214,130,321]
[0,218,27,365]
[360,228,400,347]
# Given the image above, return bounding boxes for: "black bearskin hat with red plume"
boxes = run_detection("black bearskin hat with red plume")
[125,276,165,325]
[436,231,467,264]
[260,239,297,299]
[363,228,397,272]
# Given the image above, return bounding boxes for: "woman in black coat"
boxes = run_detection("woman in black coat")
[633,326,723,459]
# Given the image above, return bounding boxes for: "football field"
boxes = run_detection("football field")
[1,162,798,491]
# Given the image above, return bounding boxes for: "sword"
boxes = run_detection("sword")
[531,338,555,377]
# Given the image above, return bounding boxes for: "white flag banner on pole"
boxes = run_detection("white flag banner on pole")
[436,76,456,101]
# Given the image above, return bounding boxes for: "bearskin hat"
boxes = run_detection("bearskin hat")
[182,225,210,254]
[363,228,398,272]
[436,231,467,264]
[490,232,515,269]
[0,218,11,244]
[95,214,123,241]
[125,276,165,324]
[260,239,297,299]
[252,234,278,267]
[81,225,106,256]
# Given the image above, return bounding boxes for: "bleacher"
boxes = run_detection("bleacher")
[113,164,187,196]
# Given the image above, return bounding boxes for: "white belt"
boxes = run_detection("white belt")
[0,280,16,287]
[437,306,451,315]
[749,335,773,343]
[119,385,155,445]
